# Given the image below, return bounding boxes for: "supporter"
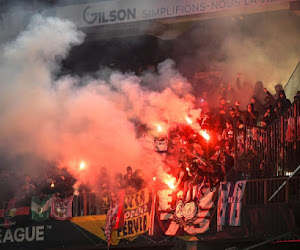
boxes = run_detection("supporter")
[252,81,265,103]
[260,117,268,128]
[262,105,277,126]
[131,169,145,191]
[170,161,189,209]
[250,96,265,118]
[273,84,284,100]
[114,173,125,191]
[123,166,133,186]
[237,119,244,129]
[235,102,258,126]
[222,120,234,144]
[221,146,235,181]
[219,97,230,118]
[99,183,112,214]
[99,167,110,190]
[211,114,225,134]
[183,161,205,203]
[228,107,240,128]
[275,89,291,111]
[274,101,285,118]
[294,91,300,101]
[264,94,275,109]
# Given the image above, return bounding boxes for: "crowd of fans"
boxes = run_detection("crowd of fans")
[1,73,299,213]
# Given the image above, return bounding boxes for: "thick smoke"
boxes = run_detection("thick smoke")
[0,15,198,191]
[174,10,300,106]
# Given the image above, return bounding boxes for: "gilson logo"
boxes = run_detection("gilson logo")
[0,226,44,243]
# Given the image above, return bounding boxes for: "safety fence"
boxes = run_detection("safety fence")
[234,98,300,178]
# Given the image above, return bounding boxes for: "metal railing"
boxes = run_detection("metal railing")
[234,98,300,178]
[72,176,300,217]
[243,176,300,206]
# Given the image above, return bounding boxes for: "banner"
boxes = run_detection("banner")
[31,195,52,222]
[0,199,30,228]
[116,188,150,239]
[217,180,247,231]
[158,186,216,236]
[50,195,73,221]
[104,190,125,245]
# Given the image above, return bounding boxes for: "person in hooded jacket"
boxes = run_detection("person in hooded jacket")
[275,90,291,111]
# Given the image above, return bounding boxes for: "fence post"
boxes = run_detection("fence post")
[264,180,268,205]
[285,180,289,203]
[234,128,237,171]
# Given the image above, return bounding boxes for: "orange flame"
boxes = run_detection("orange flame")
[153,176,156,181]
[200,130,210,141]
[185,116,192,125]
[50,181,55,188]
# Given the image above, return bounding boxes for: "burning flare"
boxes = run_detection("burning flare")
[163,174,176,190]
[79,161,86,170]
[200,130,210,141]
[156,124,163,132]
[185,116,192,125]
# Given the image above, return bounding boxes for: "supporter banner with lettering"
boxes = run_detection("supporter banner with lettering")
[158,186,217,236]
[71,188,150,245]
[217,180,247,231]
[116,188,150,239]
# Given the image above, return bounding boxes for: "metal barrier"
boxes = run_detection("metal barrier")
[72,176,300,216]
[243,176,300,206]
[234,98,300,178]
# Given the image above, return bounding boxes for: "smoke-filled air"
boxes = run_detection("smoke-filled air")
[0,15,201,193]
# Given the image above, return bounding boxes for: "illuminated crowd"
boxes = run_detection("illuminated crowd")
[1,74,299,211]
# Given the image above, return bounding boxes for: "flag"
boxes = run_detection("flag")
[0,199,30,228]
[217,180,247,231]
[31,195,52,222]
[158,186,217,236]
[113,190,125,230]
[105,190,125,246]
[148,189,156,236]
[50,195,73,220]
